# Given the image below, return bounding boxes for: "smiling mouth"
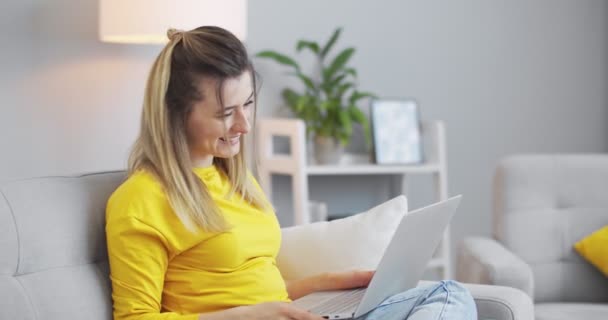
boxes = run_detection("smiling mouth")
[219,136,240,145]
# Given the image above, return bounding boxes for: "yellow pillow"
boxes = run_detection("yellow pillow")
[574,225,608,277]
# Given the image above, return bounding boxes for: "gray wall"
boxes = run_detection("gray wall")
[1,0,607,265]
[248,0,608,256]
[0,0,156,180]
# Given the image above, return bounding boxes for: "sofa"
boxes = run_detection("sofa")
[0,171,533,320]
[457,154,608,320]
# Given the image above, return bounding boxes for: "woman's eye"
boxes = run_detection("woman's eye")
[220,101,253,117]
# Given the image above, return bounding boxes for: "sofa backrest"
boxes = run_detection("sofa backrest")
[0,171,126,320]
[493,155,608,303]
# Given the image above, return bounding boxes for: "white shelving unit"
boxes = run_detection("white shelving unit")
[256,118,451,279]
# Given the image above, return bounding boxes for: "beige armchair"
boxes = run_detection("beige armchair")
[457,154,608,320]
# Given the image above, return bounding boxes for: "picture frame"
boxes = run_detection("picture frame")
[370,98,424,164]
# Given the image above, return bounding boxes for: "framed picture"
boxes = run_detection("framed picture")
[370,98,423,164]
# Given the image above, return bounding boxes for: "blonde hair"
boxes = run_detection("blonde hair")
[128,26,272,233]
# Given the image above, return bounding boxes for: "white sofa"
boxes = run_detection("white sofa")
[0,171,533,320]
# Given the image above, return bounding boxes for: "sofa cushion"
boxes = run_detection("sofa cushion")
[277,195,407,281]
[535,303,608,320]
[574,225,608,277]
[14,264,112,319]
[0,172,125,320]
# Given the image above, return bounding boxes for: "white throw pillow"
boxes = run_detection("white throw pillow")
[277,195,408,281]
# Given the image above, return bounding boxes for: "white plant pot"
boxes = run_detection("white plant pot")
[313,135,344,164]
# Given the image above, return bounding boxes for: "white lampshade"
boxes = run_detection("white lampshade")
[99,0,247,44]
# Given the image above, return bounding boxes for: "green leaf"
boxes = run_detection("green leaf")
[321,27,342,59]
[322,74,346,96]
[348,91,377,105]
[296,40,320,54]
[323,47,355,82]
[256,51,300,71]
[297,95,321,123]
[338,109,353,138]
[324,69,357,97]
[336,82,354,99]
[344,68,357,78]
[349,105,366,124]
[329,74,348,87]
[292,72,316,93]
[296,95,310,114]
[282,88,300,109]
[319,100,331,111]
[329,99,342,111]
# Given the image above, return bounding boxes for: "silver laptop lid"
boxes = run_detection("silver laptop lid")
[354,195,462,318]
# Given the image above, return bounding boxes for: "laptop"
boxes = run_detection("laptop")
[291,195,462,319]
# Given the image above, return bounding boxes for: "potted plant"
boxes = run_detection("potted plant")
[256,27,376,164]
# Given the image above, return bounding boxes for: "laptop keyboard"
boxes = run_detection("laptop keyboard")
[309,288,367,315]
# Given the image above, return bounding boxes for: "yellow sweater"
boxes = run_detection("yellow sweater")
[106,166,289,320]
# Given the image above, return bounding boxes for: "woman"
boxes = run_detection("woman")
[106,26,477,320]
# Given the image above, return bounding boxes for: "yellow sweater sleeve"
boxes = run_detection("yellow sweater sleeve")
[106,216,199,320]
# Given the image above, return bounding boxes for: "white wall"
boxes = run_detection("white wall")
[1,1,607,263]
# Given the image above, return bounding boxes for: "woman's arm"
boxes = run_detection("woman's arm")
[107,216,198,320]
[198,302,325,320]
[285,274,325,300]
[285,270,375,300]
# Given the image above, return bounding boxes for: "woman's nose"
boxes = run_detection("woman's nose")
[232,106,251,134]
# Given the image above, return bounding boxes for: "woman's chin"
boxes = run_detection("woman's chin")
[216,146,241,158]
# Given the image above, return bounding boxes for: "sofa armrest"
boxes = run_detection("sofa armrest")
[466,282,534,320]
[418,281,534,320]
[456,237,534,297]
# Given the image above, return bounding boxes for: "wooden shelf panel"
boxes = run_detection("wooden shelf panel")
[305,153,441,175]
[306,163,441,175]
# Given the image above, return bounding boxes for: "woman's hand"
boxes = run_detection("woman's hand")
[286,270,375,300]
[199,302,325,320]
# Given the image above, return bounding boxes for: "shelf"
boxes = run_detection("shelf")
[256,118,452,279]
[307,163,441,175]
[306,153,441,175]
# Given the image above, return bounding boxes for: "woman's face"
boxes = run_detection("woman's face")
[186,71,253,167]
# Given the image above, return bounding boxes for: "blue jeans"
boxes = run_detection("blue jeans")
[357,281,477,320]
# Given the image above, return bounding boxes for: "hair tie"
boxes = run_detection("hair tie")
[167,28,185,42]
